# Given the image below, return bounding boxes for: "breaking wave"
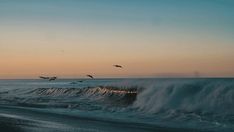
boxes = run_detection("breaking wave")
[0,86,139,109]
[1,79,234,122]
[133,79,234,115]
[30,86,138,97]
[0,79,234,131]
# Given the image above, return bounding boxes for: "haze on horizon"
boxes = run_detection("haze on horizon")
[0,0,234,79]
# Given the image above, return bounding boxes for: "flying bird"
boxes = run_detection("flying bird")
[39,76,57,81]
[39,76,50,79]
[86,75,94,79]
[113,65,123,68]
[49,77,57,81]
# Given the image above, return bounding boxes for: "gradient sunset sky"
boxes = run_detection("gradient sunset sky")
[0,0,234,78]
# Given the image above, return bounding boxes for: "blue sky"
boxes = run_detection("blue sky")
[1,0,234,30]
[0,0,234,78]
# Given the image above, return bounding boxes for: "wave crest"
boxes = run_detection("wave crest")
[132,79,234,116]
[26,86,138,107]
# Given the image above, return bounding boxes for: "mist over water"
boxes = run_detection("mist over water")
[0,78,233,132]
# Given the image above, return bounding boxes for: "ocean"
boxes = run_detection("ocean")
[0,78,233,132]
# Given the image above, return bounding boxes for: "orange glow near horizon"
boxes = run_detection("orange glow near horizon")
[1,1,234,78]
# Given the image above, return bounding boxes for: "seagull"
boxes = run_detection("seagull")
[39,76,57,81]
[39,76,50,79]
[49,77,57,81]
[113,65,123,68]
[86,75,94,79]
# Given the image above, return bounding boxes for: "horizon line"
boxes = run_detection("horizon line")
[0,76,233,80]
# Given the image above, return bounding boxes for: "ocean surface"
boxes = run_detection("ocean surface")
[0,78,233,132]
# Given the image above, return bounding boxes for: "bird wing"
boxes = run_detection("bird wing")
[39,76,49,79]
[113,65,123,68]
[49,77,57,81]
[87,75,94,79]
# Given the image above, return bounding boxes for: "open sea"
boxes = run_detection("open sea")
[0,78,233,132]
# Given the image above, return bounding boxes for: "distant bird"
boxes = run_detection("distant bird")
[77,80,84,83]
[39,76,50,79]
[113,65,123,68]
[39,76,57,81]
[49,77,57,81]
[86,75,94,79]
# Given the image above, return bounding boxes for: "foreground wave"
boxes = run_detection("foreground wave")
[0,78,233,131]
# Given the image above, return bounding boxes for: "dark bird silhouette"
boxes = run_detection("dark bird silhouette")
[39,76,50,79]
[113,65,123,68]
[49,77,57,81]
[77,80,84,83]
[86,75,94,79]
[39,76,57,81]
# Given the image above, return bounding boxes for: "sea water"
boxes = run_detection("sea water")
[0,78,233,132]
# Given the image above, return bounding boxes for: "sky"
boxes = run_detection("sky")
[0,0,234,78]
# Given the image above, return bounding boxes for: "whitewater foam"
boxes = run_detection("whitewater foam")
[0,78,233,131]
